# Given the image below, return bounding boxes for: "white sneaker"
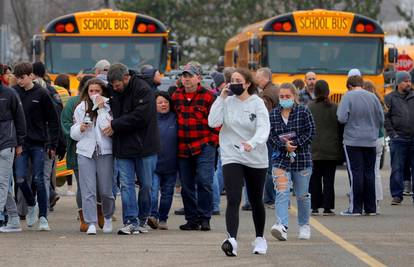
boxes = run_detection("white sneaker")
[38,216,51,231]
[271,224,288,241]
[0,216,22,232]
[252,236,267,254]
[221,237,237,256]
[103,218,112,233]
[87,224,97,235]
[298,224,311,240]
[27,205,38,227]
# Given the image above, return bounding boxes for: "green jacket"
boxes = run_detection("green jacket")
[309,101,343,161]
[60,96,80,170]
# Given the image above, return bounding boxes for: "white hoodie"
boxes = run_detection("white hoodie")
[70,101,112,158]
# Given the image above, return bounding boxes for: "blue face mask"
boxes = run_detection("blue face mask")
[280,99,294,109]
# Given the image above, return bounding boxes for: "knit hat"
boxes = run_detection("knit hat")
[210,71,225,88]
[347,68,361,77]
[140,65,157,78]
[32,62,46,77]
[395,71,411,85]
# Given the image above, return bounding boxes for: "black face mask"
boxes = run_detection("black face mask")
[229,83,244,96]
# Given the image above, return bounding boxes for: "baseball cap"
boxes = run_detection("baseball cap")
[182,64,201,76]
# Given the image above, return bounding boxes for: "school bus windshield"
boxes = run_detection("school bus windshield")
[45,36,164,74]
[265,36,383,75]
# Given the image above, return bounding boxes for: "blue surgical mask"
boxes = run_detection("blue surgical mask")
[280,99,294,109]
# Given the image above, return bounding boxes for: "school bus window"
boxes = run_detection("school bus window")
[61,44,81,59]
[45,36,162,74]
[265,36,382,74]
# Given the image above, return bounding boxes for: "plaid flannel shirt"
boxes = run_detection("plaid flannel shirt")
[172,85,219,158]
[269,104,315,172]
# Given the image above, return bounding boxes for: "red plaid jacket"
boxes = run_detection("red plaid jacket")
[172,85,219,158]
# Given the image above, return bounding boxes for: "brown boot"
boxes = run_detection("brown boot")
[79,209,88,232]
[97,203,104,229]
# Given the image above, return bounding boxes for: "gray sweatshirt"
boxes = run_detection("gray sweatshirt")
[337,88,384,147]
[208,94,270,169]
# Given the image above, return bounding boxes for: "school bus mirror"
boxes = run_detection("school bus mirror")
[388,48,398,63]
[217,56,225,72]
[31,38,41,56]
[170,44,182,69]
[249,38,260,54]
[384,70,396,84]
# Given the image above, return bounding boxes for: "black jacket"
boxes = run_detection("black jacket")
[13,83,59,148]
[0,84,26,151]
[109,75,160,158]
[384,90,414,138]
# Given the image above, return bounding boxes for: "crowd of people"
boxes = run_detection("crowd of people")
[0,59,413,257]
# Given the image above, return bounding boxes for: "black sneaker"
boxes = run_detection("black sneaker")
[322,209,335,216]
[212,210,220,216]
[311,209,320,216]
[174,208,185,215]
[200,220,211,231]
[117,224,140,235]
[391,197,403,205]
[179,221,200,231]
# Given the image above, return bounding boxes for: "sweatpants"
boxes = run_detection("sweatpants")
[309,160,337,210]
[78,154,115,225]
[0,148,18,218]
[222,163,266,239]
[344,146,376,214]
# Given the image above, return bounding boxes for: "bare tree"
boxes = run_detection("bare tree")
[10,0,32,56]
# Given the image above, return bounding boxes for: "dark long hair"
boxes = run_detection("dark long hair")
[314,80,332,106]
[234,68,258,95]
[79,78,109,121]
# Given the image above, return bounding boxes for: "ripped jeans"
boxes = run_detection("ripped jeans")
[273,167,312,228]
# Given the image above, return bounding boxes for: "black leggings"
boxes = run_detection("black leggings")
[222,163,267,239]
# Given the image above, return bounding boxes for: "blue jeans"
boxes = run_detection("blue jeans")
[390,137,414,199]
[273,167,312,227]
[150,172,177,221]
[212,148,224,212]
[178,145,216,223]
[117,154,157,225]
[14,145,48,218]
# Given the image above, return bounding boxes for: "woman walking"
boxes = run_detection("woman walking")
[70,78,115,235]
[209,68,270,256]
[269,82,315,241]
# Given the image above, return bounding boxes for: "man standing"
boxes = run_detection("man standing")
[105,63,160,235]
[299,72,317,105]
[337,75,383,215]
[384,71,414,205]
[0,75,26,232]
[13,62,59,230]
[172,63,218,231]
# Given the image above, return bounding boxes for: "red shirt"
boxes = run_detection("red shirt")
[172,85,219,158]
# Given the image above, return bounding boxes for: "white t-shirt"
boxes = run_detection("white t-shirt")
[208,94,270,169]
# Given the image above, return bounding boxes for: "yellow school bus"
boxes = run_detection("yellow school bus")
[224,9,385,102]
[32,9,179,180]
[32,9,180,91]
